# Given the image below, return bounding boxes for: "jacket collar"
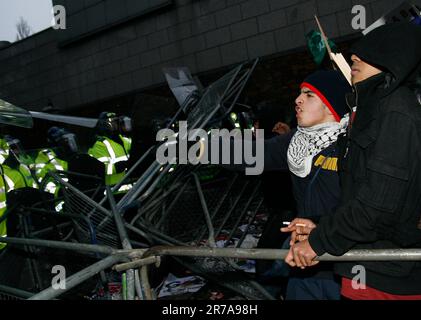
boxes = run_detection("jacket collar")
[351,73,386,130]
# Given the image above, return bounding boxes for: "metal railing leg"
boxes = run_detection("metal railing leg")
[106,186,135,300]
[134,269,144,300]
[140,265,154,300]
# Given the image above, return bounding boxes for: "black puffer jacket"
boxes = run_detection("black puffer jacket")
[309,22,421,295]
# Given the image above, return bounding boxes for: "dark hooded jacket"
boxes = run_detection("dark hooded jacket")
[309,22,421,295]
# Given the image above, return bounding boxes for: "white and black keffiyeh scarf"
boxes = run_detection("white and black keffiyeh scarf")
[287,116,349,178]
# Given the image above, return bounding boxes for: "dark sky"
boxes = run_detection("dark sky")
[0,0,53,42]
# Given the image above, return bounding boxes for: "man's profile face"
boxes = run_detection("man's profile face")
[295,87,336,127]
[351,54,383,85]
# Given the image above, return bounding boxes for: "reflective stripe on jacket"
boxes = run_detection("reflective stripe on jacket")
[34,149,68,211]
[88,135,131,187]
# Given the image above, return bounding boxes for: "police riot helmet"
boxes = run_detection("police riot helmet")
[97,112,119,135]
[97,111,132,135]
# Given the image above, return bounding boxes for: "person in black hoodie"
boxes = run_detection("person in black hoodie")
[284,22,421,299]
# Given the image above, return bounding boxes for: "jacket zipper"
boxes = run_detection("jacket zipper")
[344,86,359,160]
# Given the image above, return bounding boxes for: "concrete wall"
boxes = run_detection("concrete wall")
[0,0,419,112]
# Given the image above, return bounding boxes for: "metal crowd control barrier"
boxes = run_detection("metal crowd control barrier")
[40,59,268,300]
[0,60,260,300]
[2,236,421,300]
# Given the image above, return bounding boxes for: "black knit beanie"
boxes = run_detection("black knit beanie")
[301,70,352,122]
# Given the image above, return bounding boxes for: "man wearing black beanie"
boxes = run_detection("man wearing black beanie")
[284,21,421,299]
[206,69,351,299]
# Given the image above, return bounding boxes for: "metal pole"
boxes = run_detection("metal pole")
[116,247,148,260]
[114,256,159,272]
[106,186,135,301]
[143,246,421,262]
[140,265,154,300]
[28,255,122,300]
[107,187,132,251]
[0,284,34,299]
[134,269,144,300]
[1,237,114,255]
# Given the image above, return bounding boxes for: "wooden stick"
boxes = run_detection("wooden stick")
[314,15,352,85]
[314,15,335,69]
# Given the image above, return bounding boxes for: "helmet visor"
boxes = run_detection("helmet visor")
[119,116,132,133]
[61,133,79,154]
